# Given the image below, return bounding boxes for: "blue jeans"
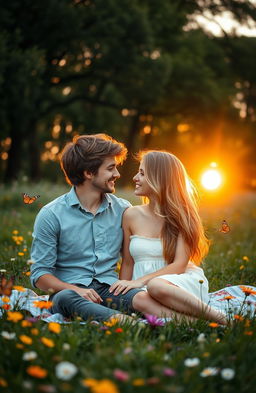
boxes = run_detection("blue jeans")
[49,279,142,321]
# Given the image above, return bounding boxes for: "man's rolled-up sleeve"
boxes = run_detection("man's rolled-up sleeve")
[30,208,59,288]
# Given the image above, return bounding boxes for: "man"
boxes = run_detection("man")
[30,133,173,322]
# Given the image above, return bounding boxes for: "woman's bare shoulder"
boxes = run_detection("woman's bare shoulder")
[123,205,145,219]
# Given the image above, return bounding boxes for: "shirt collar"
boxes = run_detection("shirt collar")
[67,186,112,212]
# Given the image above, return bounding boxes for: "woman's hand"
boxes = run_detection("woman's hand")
[109,279,145,295]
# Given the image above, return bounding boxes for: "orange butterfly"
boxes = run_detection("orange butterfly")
[22,193,40,204]
[219,220,230,233]
[0,274,14,296]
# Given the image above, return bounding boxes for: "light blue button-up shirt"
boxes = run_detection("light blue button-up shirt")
[30,187,131,288]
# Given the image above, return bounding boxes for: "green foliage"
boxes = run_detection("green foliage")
[0,184,255,392]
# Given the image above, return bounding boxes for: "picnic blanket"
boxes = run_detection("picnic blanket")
[1,285,255,323]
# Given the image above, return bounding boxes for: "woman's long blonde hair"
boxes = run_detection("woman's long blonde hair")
[139,150,209,265]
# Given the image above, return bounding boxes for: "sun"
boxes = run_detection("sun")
[201,169,222,190]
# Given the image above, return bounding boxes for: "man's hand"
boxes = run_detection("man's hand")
[109,279,145,296]
[73,287,103,303]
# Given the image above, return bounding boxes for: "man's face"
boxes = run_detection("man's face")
[91,156,120,193]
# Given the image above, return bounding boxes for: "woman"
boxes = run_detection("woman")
[110,150,227,324]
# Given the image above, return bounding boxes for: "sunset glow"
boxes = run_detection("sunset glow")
[201,169,222,190]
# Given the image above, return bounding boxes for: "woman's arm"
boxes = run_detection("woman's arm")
[110,233,190,295]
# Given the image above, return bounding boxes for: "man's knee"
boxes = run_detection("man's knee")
[51,289,79,308]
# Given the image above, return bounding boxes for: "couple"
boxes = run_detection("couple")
[30,133,227,325]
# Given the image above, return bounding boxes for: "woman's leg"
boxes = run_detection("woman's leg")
[147,278,227,325]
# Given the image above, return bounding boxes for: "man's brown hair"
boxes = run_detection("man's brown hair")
[60,134,127,186]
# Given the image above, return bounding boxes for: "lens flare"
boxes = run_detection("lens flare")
[201,169,222,190]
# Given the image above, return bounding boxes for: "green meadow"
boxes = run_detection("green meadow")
[0,182,255,393]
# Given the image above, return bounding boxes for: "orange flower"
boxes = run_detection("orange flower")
[41,337,55,348]
[234,314,244,321]
[7,311,23,323]
[115,328,123,333]
[1,296,10,303]
[26,365,48,379]
[208,322,219,328]
[19,335,33,345]
[31,328,39,335]
[18,252,25,256]
[240,286,256,296]
[223,296,235,301]
[21,320,32,327]
[16,343,24,349]
[0,377,8,387]
[82,379,119,393]
[48,322,61,334]
[104,317,119,327]
[244,331,253,336]
[132,378,145,386]
[33,300,53,309]
[13,285,26,292]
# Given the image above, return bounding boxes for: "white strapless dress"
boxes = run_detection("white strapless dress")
[130,235,209,303]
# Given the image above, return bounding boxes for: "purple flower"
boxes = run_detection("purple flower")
[145,314,165,327]
[163,368,176,377]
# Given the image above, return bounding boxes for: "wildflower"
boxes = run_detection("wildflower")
[132,378,145,386]
[10,258,15,262]
[27,259,35,265]
[209,322,219,328]
[0,269,7,273]
[62,343,71,350]
[31,328,39,335]
[55,361,78,381]
[123,347,132,354]
[13,285,26,292]
[147,377,160,385]
[244,331,253,336]
[12,230,19,235]
[2,304,11,310]
[197,333,206,343]
[1,331,16,340]
[221,368,235,380]
[22,351,38,361]
[242,256,249,261]
[16,343,24,349]
[240,286,256,296]
[240,265,245,270]
[82,379,119,393]
[163,368,176,377]
[33,300,53,309]
[115,327,123,333]
[7,311,23,323]
[26,365,48,379]
[1,296,10,303]
[24,272,31,276]
[202,352,210,357]
[105,330,112,335]
[37,384,56,393]
[234,314,244,321]
[48,322,61,334]
[19,335,33,345]
[104,317,119,327]
[18,252,25,256]
[41,337,55,348]
[0,377,8,387]
[223,295,235,301]
[113,368,129,381]
[145,314,165,327]
[200,367,219,377]
[21,320,32,328]
[184,358,200,367]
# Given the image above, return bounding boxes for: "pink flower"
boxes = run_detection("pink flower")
[163,368,176,377]
[145,314,165,327]
[113,368,129,381]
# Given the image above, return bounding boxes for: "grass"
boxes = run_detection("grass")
[0,182,255,392]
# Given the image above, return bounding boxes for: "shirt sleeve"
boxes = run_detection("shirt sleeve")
[30,207,60,288]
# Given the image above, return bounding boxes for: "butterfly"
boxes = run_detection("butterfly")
[0,274,14,296]
[219,220,230,233]
[22,193,40,204]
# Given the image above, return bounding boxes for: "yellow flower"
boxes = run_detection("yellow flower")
[240,265,245,270]
[48,322,61,334]
[18,236,24,242]
[23,248,27,252]
[7,311,23,323]
[12,230,19,235]
[31,328,39,335]
[19,335,33,345]
[25,272,31,276]
[104,317,119,327]
[0,377,8,387]
[16,343,24,349]
[82,379,119,393]
[242,256,249,261]
[18,252,25,256]
[21,320,32,327]
[26,365,48,379]
[132,378,145,386]
[13,285,26,292]
[41,337,55,348]
[105,330,112,335]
